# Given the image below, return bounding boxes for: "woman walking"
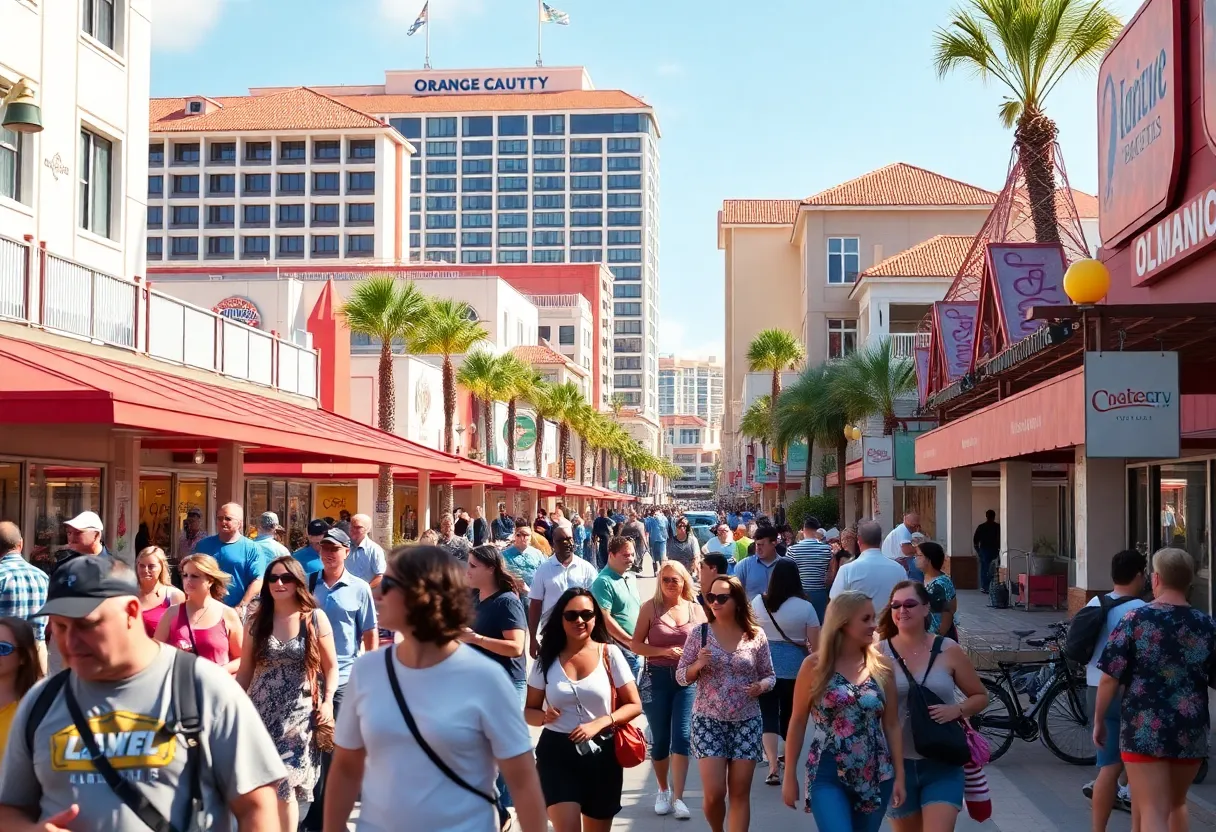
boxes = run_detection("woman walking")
[916,542,959,642]
[136,546,184,638]
[0,617,42,767]
[677,576,775,832]
[666,519,700,574]
[525,588,642,832]
[630,560,705,820]
[751,558,819,784]
[877,581,987,832]
[1095,547,1216,832]
[783,590,904,831]
[154,553,243,674]
[238,556,339,832]
[325,545,546,832]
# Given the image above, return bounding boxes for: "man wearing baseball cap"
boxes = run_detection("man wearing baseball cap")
[0,554,285,831]
[178,507,206,556]
[292,518,329,578]
[253,511,290,561]
[58,511,114,568]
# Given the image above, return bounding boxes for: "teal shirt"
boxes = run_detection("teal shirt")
[591,566,641,637]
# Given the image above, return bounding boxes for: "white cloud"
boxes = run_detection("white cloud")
[380,0,485,27]
[660,319,724,361]
[656,63,685,77]
[150,0,228,52]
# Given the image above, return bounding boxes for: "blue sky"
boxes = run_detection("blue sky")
[150,0,1144,359]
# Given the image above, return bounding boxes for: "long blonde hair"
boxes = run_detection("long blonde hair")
[808,590,889,706]
[136,546,172,587]
[178,554,232,601]
[652,560,697,605]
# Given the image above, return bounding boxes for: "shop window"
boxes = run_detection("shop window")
[176,479,209,559]
[0,462,20,530]
[1160,462,1209,613]
[27,463,103,570]
[138,477,173,552]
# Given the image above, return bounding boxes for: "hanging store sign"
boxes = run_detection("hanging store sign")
[212,296,261,327]
[861,436,893,479]
[986,243,1068,343]
[934,301,978,381]
[915,345,931,405]
[1084,351,1180,459]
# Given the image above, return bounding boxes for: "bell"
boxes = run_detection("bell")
[2,80,43,134]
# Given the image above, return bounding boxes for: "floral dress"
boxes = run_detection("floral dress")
[247,614,320,801]
[804,672,894,815]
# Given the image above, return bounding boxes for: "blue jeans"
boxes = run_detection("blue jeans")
[640,664,694,760]
[621,647,642,682]
[650,541,666,566]
[978,548,996,591]
[497,679,529,809]
[807,589,829,627]
[811,755,892,832]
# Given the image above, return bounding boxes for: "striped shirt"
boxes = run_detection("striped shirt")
[0,552,50,640]
[786,538,833,596]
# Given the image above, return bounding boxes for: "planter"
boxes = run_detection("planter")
[1029,554,1055,576]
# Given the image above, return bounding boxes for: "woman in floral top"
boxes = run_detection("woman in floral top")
[916,541,958,641]
[1095,547,1216,832]
[783,590,904,832]
[677,575,775,832]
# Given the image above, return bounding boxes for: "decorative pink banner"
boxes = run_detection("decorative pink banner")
[935,301,978,381]
[986,244,1068,342]
[915,345,931,405]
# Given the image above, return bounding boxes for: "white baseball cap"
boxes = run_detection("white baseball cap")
[64,511,104,532]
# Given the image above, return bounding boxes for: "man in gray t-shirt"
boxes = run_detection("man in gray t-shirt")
[0,554,285,832]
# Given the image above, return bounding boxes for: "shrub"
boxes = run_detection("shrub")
[787,491,839,530]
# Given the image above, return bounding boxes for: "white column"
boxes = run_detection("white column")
[946,468,976,589]
[356,479,375,520]
[1000,461,1034,582]
[416,472,431,533]
[874,477,894,529]
[471,483,487,517]
[215,442,244,512]
[1073,445,1126,605]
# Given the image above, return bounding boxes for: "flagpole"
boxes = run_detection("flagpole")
[536,0,543,67]
[425,2,432,69]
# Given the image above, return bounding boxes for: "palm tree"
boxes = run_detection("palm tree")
[526,382,559,477]
[339,276,428,543]
[740,395,774,481]
[747,328,806,505]
[497,355,535,471]
[933,0,1121,243]
[455,349,507,462]
[833,338,917,435]
[547,381,586,481]
[569,403,604,484]
[776,364,853,524]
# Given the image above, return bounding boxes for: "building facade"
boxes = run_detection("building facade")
[659,355,724,426]
[662,415,718,499]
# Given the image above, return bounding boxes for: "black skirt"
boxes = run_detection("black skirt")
[534,728,624,819]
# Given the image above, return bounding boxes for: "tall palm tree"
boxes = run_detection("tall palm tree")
[455,349,507,462]
[497,355,535,471]
[933,0,1121,243]
[526,382,559,477]
[833,338,917,435]
[568,403,602,484]
[547,381,586,481]
[740,395,774,481]
[339,276,428,544]
[747,328,806,505]
[776,363,853,525]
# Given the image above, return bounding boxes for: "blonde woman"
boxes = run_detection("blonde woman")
[154,553,244,674]
[631,560,706,819]
[136,546,185,638]
[783,590,904,831]
[418,529,439,545]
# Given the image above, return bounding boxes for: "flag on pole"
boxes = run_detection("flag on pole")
[406,2,428,36]
[540,2,570,24]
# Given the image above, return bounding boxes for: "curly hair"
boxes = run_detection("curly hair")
[385,545,472,645]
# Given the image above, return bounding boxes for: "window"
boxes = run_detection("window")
[425,233,456,247]
[571,249,602,262]
[312,204,339,226]
[607,156,641,171]
[615,356,642,369]
[498,177,527,192]
[347,234,375,255]
[498,139,528,155]
[347,172,375,193]
[827,237,861,284]
[607,192,641,207]
[827,319,858,358]
[533,176,565,191]
[571,230,602,245]
[243,204,270,227]
[148,143,164,166]
[462,116,493,137]
[410,159,421,176]
[410,215,420,230]
[498,250,526,263]
[572,193,602,208]
[207,205,234,227]
[426,251,456,263]
[462,140,493,156]
[571,212,602,227]
[534,212,564,227]
[462,176,492,192]
[533,139,565,155]
[498,115,528,136]
[410,197,421,211]
[571,114,649,134]
[427,159,457,175]
[535,157,565,172]
[82,0,116,48]
[534,230,564,246]
[348,140,375,161]
[608,248,641,262]
[571,176,602,191]
[498,195,527,210]
[608,137,643,153]
[171,174,198,196]
[498,213,527,228]
[462,195,492,210]
[147,206,162,228]
[244,174,270,195]
[279,141,306,162]
[411,178,421,193]
[615,320,643,335]
[534,193,565,209]
[208,174,235,195]
[462,213,492,228]
[312,172,340,195]
[147,237,162,259]
[312,235,340,257]
[571,157,602,173]
[613,283,642,298]
[612,266,641,280]
[427,117,457,137]
[679,428,701,445]
[608,229,642,245]
[616,374,643,389]
[427,177,456,193]
[498,232,527,247]
[558,326,575,345]
[277,204,305,227]
[245,141,272,163]
[79,129,113,236]
[347,203,374,225]
[209,142,235,163]
[571,138,602,154]
[615,337,643,352]
[426,141,457,156]
[426,214,456,229]
[615,302,642,316]
[427,196,457,211]
[147,175,163,196]
[206,236,235,258]
[461,232,492,247]
[278,235,305,257]
[538,326,552,341]
[462,159,492,174]
[608,175,641,190]
[314,140,341,161]
[608,211,642,226]
[242,235,270,256]
[389,117,422,139]
[533,115,565,135]
[169,236,198,258]
[462,250,492,264]
[533,249,564,263]
[498,158,528,173]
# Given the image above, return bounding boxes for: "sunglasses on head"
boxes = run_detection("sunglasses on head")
[890,600,922,610]
[267,572,296,586]
[705,593,732,606]
[562,609,596,623]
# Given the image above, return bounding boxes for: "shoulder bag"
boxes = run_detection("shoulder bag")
[761,596,808,655]
[601,645,647,768]
[887,637,970,766]
[303,610,335,753]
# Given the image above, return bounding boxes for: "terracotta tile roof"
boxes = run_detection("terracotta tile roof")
[719,200,801,225]
[661,415,708,427]
[801,163,997,207]
[334,89,649,114]
[512,342,587,375]
[150,88,389,133]
[1066,189,1099,219]
[859,235,974,279]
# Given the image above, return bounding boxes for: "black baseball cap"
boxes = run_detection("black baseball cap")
[36,554,140,618]
[321,528,351,547]
[307,519,331,536]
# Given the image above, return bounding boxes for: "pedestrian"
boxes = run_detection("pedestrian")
[346,513,386,588]
[54,511,113,570]
[592,509,614,570]
[630,560,704,819]
[179,507,207,555]
[155,553,244,675]
[677,575,775,832]
[697,552,731,611]
[438,512,474,561]
[502,522,546,605]
[705,524,738,564]
[0,522,49,672]
[325,546,546,832]
[472,505,490,547]
[734,526,784,599]
[1094,547,1216,832]
[238,555,338,832]
[916,541,959,642]
[831,521,907,610]
[254,511,291,560]
[732,525,753,563]
[419,528,439,545]
[525,587,642,831]
[135,546,184,638]
[492,504,516,542]
[783,590,904,831]
[786,516,833,624]
[572,513,590,561]
[192,503,269,615]
[666,518,699,574]
[591,536,643,678]
[972,510,1000,592]
[455,508,471,539]
[527,525,598,660]
[0,617,42,766]
[293,519,330,579]
[751,558,819,784]
[620,510,649,575]
[0,553,285,831]
[877,581,987,832]
[646,509,669,569]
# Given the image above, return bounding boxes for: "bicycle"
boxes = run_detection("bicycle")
[969,621,1096,766]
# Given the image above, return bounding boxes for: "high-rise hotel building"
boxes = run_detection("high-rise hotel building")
[148,66,661,414]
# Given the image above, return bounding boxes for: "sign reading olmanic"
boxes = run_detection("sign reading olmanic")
[1084,351,1180,459]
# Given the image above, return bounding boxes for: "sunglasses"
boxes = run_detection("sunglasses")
[380,574,402,594]
[661,576,682,585]
[0,642,13,657]
[267,573,296,586]
[705,593,733,606]
[562,609,596,623]
[890,600,923,610]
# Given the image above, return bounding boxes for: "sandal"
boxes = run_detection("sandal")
[765,771,781,785]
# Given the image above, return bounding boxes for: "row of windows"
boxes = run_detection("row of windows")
[418,211,641,229]
[389,114,652,141]
[151,171,375,197]
[148,203,375,229]
[420,156,642,174]
[414,137,644,157]
[414,174,642,194]
[148,233,375,259]
[413,193,641,211]
[408,249,635,266]
[151,139,375,166]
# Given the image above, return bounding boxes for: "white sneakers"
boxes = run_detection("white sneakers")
[654,791,690,820]
[672,798,691,820]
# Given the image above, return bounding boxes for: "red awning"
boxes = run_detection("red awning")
[0,336,460,474]
[558,482,602,498]
[824,460,865,488]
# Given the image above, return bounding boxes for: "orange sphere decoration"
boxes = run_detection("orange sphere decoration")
[1063,258,1110,305]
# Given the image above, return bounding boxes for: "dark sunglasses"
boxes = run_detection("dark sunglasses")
[562,609,596,623]
[890,600,923,610]
[0,641,13,657]
[380,574,402,594]
[705,593,732,606]
[661,576,682,585]
[267,573,297,586]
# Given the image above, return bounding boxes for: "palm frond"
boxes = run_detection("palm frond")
[338,275,427,344]
[409,298,487,357]
[746,329,806,374]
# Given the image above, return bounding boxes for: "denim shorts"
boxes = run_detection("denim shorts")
[1086,686,1122,768]
[888,758,964,819]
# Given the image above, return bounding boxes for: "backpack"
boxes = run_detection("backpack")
[1063,595,1138,664]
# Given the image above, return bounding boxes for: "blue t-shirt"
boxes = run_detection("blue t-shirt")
[192,534,268,607]
[472,591,528,682]
[292,545,323,578]
[645,516,669,544]
[312,569,378,684]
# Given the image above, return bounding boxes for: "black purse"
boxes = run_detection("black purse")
[887,637,970,766]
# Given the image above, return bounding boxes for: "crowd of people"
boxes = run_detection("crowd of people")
[0,499,1210,832]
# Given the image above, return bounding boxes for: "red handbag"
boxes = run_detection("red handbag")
[602,645,647,768]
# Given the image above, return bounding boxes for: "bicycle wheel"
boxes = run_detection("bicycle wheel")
[971,678,1016,763]
[1038,679,1097,766]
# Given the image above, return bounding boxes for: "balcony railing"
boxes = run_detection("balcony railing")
[890,333,917,359]
[0,236,318,400]
[526,293,584,308]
